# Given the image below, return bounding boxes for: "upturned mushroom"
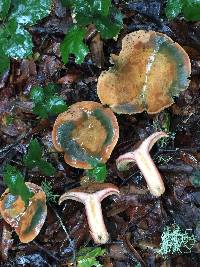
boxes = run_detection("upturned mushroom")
[52,101,119,169]
[59,183,120,244]
[0,182,47,243]
[116,132,168,197]
[97,30,191,114]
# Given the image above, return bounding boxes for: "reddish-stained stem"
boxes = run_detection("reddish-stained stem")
[116,132,168,197]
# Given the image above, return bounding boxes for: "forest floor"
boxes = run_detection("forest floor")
[1,0,200,266]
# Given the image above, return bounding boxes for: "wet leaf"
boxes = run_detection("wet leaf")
[62,0,111,17]
[0,0,52,72]
[77,247,105,267]
[183,0,200,21]
[61,25,89,64]
[32,103,49,119]
[87,164,107,183]
[165,0,200,21]
[46,96,67,115]
[37,160,56,176]
[0,0,11,20]
[24,139,56,176]
[3,165,33,206]
[23,139,42,168]
[30,84,68,118]
[0,52,10,76]
[165,0,183,20]
[95,7,123,39]
[30,86,45,103]
[190,170,200,187]
[1,20,33,59]
[9,0,52,26]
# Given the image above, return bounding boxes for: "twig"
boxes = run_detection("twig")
[49,203,77,267]
[32,241,61,262]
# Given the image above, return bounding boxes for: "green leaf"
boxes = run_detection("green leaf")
[165,0,183,20]
[93,0,111,16]
[0,0,11,20]
[37,160,56,176]
[63,0,111,18]
[24,139,56,176]
[2,20,33,58]
[30,84,67,118]
[183,0,200,21]
[87,164,107,183]
[9,0,52,26]
[77,247,105,267]
[60,0,74,7]
[3,165,33,206]
[30,86,45,103]
[61,25,89,64]
[44,83,58,96]
[46,96,68,115]
[77,258,102,267]
[24,139,43,168]
[0,51,10,76]
[32,103,48,118]
[94,7,123,39]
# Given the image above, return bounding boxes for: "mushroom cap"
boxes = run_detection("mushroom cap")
[59,183,120,204]
[52,101,119,169]
[0,182,47,243]
[97,30,191,114]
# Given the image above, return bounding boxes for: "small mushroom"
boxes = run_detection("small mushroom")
[52,101,119,169]
[97,30,191,114]
[59,183,120,244]
[116,132,168,197]
[0,183,47,243]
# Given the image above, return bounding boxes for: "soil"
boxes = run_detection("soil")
[1,0,200,266]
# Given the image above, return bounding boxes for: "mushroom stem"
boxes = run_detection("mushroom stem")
[116,132,168,197]
[85,195,109,244]
[134,148,165,197]
[59,183,120,244]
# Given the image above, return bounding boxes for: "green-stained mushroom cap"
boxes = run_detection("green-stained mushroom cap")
[52,101,119,169]
[97,30,191,114]
[0,182,47,243]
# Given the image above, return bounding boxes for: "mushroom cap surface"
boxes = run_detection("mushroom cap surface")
[52,101,119,169]
[97,30,191,114]
[0,182,47,243]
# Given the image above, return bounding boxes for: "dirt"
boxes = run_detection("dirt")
[1,0,200,266]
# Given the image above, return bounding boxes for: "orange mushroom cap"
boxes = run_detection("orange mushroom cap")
[0,182,47,243]
[52,101,119,169]
[97,30,191,114]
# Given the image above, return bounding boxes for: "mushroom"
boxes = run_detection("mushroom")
[116,132,168,197]
[59,183,120,244]
[52,101,119,169]
[0,182,47,243]
[97,30,191,114]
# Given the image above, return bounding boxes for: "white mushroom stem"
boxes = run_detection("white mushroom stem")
[85,195,109,244]
[116,132,168,197]
[59,185,120,244]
